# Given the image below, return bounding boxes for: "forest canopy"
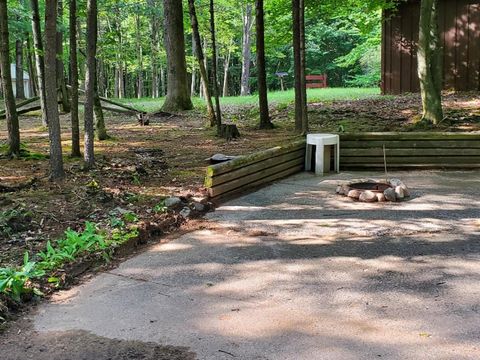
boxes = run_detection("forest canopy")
[3,0,394,99]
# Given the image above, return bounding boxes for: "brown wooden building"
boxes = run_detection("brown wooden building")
[382,0,480,94]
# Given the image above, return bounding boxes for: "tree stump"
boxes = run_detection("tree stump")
[219,124,240,141]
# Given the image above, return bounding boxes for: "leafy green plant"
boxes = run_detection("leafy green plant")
[122,212,138,223]
[153,200,168,214]
[0,253,44,302]
[37,222,108,271]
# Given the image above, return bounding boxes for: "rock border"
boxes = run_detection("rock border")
[336,178,410,203]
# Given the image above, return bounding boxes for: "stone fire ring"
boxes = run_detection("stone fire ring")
[336,178,411,203]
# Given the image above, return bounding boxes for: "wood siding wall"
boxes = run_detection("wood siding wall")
[382,0,480,94]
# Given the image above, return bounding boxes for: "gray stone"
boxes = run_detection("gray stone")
[359,190,377,203]
[389,178,404,187]
[347,189,361,200]
[395,186,405,200]
[164,197,182,208]
[384,188,397,202]
[179,207,192,218]
[192,202,205,212]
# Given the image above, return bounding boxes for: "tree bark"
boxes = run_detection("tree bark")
[256,0,273,129]
[209,0,222,133]
[26,34,37,97]
[240,3,253,96]
[0,0,21,157]
[56,0,70,113]
[162,0,193,111]
[69,0,80,157]
[222,48,231,97]
[136,13,143,99]
[45,0,65,179]
[15,39,26,99]
[84,0,97,168]
[292,0,307,134]
[417,0,443,125]
[148,0,160,98]
[187,0,216,126]
[31,0,47,126]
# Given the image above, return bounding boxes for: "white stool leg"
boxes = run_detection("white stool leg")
[305,144,312,171]
[315,143,325,175]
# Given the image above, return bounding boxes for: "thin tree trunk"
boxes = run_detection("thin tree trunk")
[256,0,273,129]
[299,0,307,134]
[222,49,231,97]
[26,34,37,96]
[162,0,193,111]
[31,0,47,125]
[240,3,253,96]
[56,0,70,113]
[417,0,443,124]
[187,0,216,126]
[136,13,143,99]
[0,0,20,157]
[292,0,307,134]
[84,0,97,168]
[45,0,65,179]
[15,38,26,99]
[160,64,165,96]
[70,0,80,157]
[149,0,159,99]
[209,0,222,133]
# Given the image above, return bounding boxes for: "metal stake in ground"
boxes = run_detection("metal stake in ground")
[383,144,388,178]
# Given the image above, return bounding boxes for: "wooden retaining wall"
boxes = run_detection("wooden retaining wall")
[205,140,306,198]
[340,132,480,169]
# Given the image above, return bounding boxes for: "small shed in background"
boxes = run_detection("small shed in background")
[382,0,480,94]
[10,64,32,98]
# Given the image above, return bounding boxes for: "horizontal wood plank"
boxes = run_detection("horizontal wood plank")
[341,148,480,157]
[205,149,305,188]
[340,132,480,141]
[206,140,306,177]
[341,140,480,149]
[209,164,304,198]
[340,156,480,164]
[208,157,304,197]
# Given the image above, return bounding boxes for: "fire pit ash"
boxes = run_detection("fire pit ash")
[336,178,410,203]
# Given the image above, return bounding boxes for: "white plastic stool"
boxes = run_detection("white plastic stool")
[305,134,340,175]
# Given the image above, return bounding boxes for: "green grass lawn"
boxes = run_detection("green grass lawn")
[115,87,381,113]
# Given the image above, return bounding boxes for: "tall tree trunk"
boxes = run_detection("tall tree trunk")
[418,0,443,125]
[70,0,80,157]
[0,0,20,157]
[15,38,26,99]
[240,3,253,96]
[56,0,70,113]
[299,0,307,134]
[256,0,273,129]
[84,0,97,168]
[162,0,193,111]
[26,34,37,96]
[187,0,216,126]
[45,0,65,179]
[209,0,222,133]
[292,0,307,134]
[94,57,108,140]
[160,64,165,96]
[149,0,159,99]
[31,0,47,125]
[222,49,231,97]
[136,13,143,99]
